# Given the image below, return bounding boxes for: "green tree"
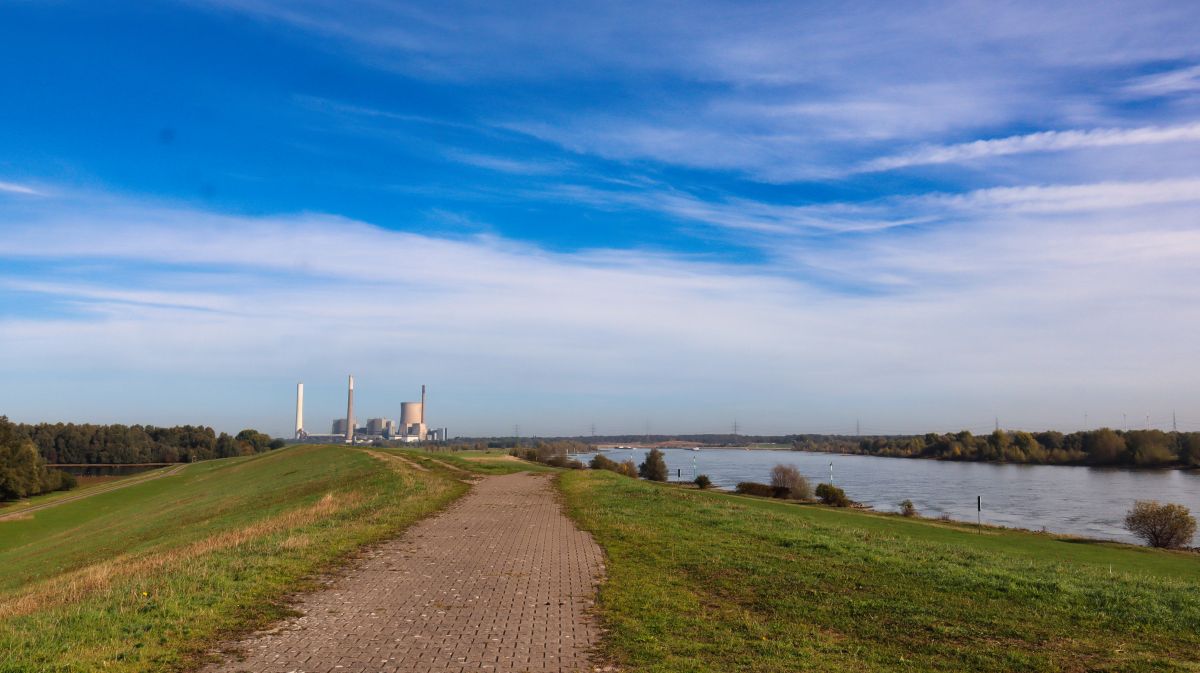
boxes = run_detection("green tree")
[1083,429,1127,464]
[1126,430,1177,466]
[638,448,668,482]
[1124,501,1196,549]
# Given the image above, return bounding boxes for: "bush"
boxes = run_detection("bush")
[544,455,585,469]
[735,482,775,497]
[638,448,669,482]
[617,459,638,478]
[694,474,712,489]
[899,499,918,517]
[590,454,620,472]
[770,464,812,500]
[816,483,851,507]
[1124,501,1196,549]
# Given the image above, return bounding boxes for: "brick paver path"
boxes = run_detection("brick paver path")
[202,472,605,673]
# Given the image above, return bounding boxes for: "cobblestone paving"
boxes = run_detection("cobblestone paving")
[202,472,605,673]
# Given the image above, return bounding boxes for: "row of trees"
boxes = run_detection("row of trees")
[821,429,1200,468]
[14,422,284,464]
[0,417,76,500]
[1,418,284,501]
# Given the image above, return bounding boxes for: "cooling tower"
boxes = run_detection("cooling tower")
[400,402,423,426]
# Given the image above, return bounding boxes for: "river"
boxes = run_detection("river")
[50,464,171,477]
[579,448,1200,544]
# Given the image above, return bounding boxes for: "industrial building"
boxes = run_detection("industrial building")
[294,377,446,444]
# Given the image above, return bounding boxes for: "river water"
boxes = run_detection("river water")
[50,464,168,477]
[580,448,1200,544]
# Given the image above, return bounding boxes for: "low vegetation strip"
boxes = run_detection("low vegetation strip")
[0,444,468,673]
[559,470,1200,673]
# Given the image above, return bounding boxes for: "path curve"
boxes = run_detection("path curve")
[202,472,606,673]
[0,463,187,522]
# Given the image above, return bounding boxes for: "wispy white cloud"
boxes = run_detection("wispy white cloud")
[926,178,1200,214]
[534,178,1200,239]
[0,181,42,196]
[1123,64,1200,98]
[445,149,571,176]
[858,123,1200,173]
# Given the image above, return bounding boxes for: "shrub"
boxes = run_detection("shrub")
[816,483,851,507]
[616,459,638,478]
[770,464,812,500]
[735,482,775,497]
[638,448,669,482]
[899,499,918,517]
[590,454,620,472]
[694,474,712,489]
[543,455,585,469]
[1124,501,1196,549]
[535,443,566,463]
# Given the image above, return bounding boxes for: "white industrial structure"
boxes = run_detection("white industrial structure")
[295,382,305,439]
[345,375,355,443]
[292,378,445,444]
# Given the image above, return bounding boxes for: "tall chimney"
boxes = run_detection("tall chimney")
[295,382,304,439]
[420,384,426,424]
[346,375,355,443]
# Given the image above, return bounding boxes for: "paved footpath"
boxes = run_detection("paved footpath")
[202,472,606,673]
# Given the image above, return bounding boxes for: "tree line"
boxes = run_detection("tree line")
[0,417,284,501]
[15,421,283,464]
[0,417,76,500]
[823,429,1200,468]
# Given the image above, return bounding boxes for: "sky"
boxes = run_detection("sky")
[2,1,1200,437]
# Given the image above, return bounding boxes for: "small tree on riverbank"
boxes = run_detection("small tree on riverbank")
[770,464,811,499]
[638,449,668,482]
[816,483,850,507]
[1124,501,1196,549]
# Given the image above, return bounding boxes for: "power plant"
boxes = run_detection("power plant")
[293,377,446,444]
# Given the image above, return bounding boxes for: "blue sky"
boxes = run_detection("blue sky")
[2,1,1200,437]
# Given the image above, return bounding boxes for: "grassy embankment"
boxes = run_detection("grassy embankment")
[398,448,560,475]
[0,444,467,673]
[561,470,1200,672]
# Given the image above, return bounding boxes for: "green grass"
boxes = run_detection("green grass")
[0,466,176,515]
[396,449,561,474]
[0,444,467,673]
[560,471,1200,672]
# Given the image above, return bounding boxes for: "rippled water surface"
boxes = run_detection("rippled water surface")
[578,448,1200,543]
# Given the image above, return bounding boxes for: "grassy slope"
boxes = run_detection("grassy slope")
[0,465,177,515]
[398,449,560,475]
[560,471,1200,673]
[0,444,467,673]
